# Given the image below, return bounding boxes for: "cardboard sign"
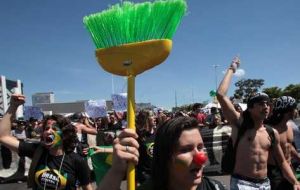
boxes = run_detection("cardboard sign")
[111,93,127,112]
[24,106,43,121]
[85,100,107,118]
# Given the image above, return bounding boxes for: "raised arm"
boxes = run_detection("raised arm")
[217,57,241,125]
[0,94,25,152]
[80,122,98,135]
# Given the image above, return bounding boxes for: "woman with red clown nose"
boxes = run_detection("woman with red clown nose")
[97,116,225,190]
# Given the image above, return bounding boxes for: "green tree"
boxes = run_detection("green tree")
[282,84,300,102]
[234,79,265,102]
[263,87,282,99]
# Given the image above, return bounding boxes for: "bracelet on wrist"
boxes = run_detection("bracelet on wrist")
[228,67,236,73]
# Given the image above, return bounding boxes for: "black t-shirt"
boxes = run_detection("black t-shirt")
[137,176,226,190]
[197,176,226,190]
[19,141,90,190]
[136,132,155,183]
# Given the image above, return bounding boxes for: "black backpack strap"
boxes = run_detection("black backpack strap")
[264,125,276,148]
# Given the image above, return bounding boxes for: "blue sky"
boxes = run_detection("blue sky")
[1,0,299,110]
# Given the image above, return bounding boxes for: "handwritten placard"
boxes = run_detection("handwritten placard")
[84,100,107,118]
[111,93,127,112]
[24,106,43,121]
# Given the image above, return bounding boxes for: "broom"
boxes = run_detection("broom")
[83,1,187,189]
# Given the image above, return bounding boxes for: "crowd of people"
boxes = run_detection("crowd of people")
[0,57,300,190]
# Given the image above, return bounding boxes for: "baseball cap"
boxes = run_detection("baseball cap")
[70,112,83,122]
[247,92,270,108]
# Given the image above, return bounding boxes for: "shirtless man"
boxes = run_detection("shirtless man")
[217,57,300,190]
[267,96,299,189]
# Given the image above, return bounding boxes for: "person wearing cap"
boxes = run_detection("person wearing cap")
[69,112,98,162]
[70,112,98,147]
[217,56,300,190]
[266,96,299,190]
[0,94,93,190]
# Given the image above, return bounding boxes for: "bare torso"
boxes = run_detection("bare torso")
[233,126,272,179]
[269,124,293,165]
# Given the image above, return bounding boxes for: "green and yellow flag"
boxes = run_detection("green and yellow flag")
[88,146,113,185]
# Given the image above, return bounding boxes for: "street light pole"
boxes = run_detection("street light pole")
[111,74,115,94]
[212,64,220,92]
[175,90,178,108]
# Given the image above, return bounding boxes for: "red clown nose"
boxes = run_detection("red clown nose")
[193,152,208,165]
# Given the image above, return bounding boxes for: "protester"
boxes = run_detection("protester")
[0,94,92,190]
[156,109,169,127]
[26,117,42,139]
[96,116,116,146]
[70,112,97,157]
[290,107,300,156]
[108,111,123,130]
[217,56,300,190]
[290,108,300,178]
[200,114,222,166]
[135,110,156,184]
[0,119,27,184]
[205,107,219,127]
[266,96,300,189]
[190,103,206,127]
[97,116,225,190]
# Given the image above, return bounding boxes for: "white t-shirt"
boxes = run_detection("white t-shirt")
[12,129,27,140]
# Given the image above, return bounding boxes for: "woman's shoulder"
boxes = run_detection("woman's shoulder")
[200,176,226,190]
[65,152,90,171]
[137,179,153,190]
[66,151,84,160]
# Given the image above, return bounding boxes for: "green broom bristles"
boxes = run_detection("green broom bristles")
[83,0,187,49]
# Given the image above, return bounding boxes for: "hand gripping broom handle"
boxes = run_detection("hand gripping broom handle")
[127,75,136,190]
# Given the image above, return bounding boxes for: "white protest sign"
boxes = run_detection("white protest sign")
[111,93,127,112]
[24,106,43,121]
[84,100,107,118]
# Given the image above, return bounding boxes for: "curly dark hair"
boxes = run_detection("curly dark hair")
[43,115,78,153]
[61,124,78,153]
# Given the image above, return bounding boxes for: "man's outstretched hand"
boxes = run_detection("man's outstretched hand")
[230,56,240,73]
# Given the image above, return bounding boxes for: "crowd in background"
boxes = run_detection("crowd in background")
[0,96,299,189]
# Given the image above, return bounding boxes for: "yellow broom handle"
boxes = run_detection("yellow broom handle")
[127,75,135,190]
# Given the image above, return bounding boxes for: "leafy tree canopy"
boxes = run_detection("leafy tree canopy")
[234,79,264,102]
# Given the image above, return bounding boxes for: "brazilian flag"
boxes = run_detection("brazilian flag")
[295,168,300,181]
[88,146,113,185]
